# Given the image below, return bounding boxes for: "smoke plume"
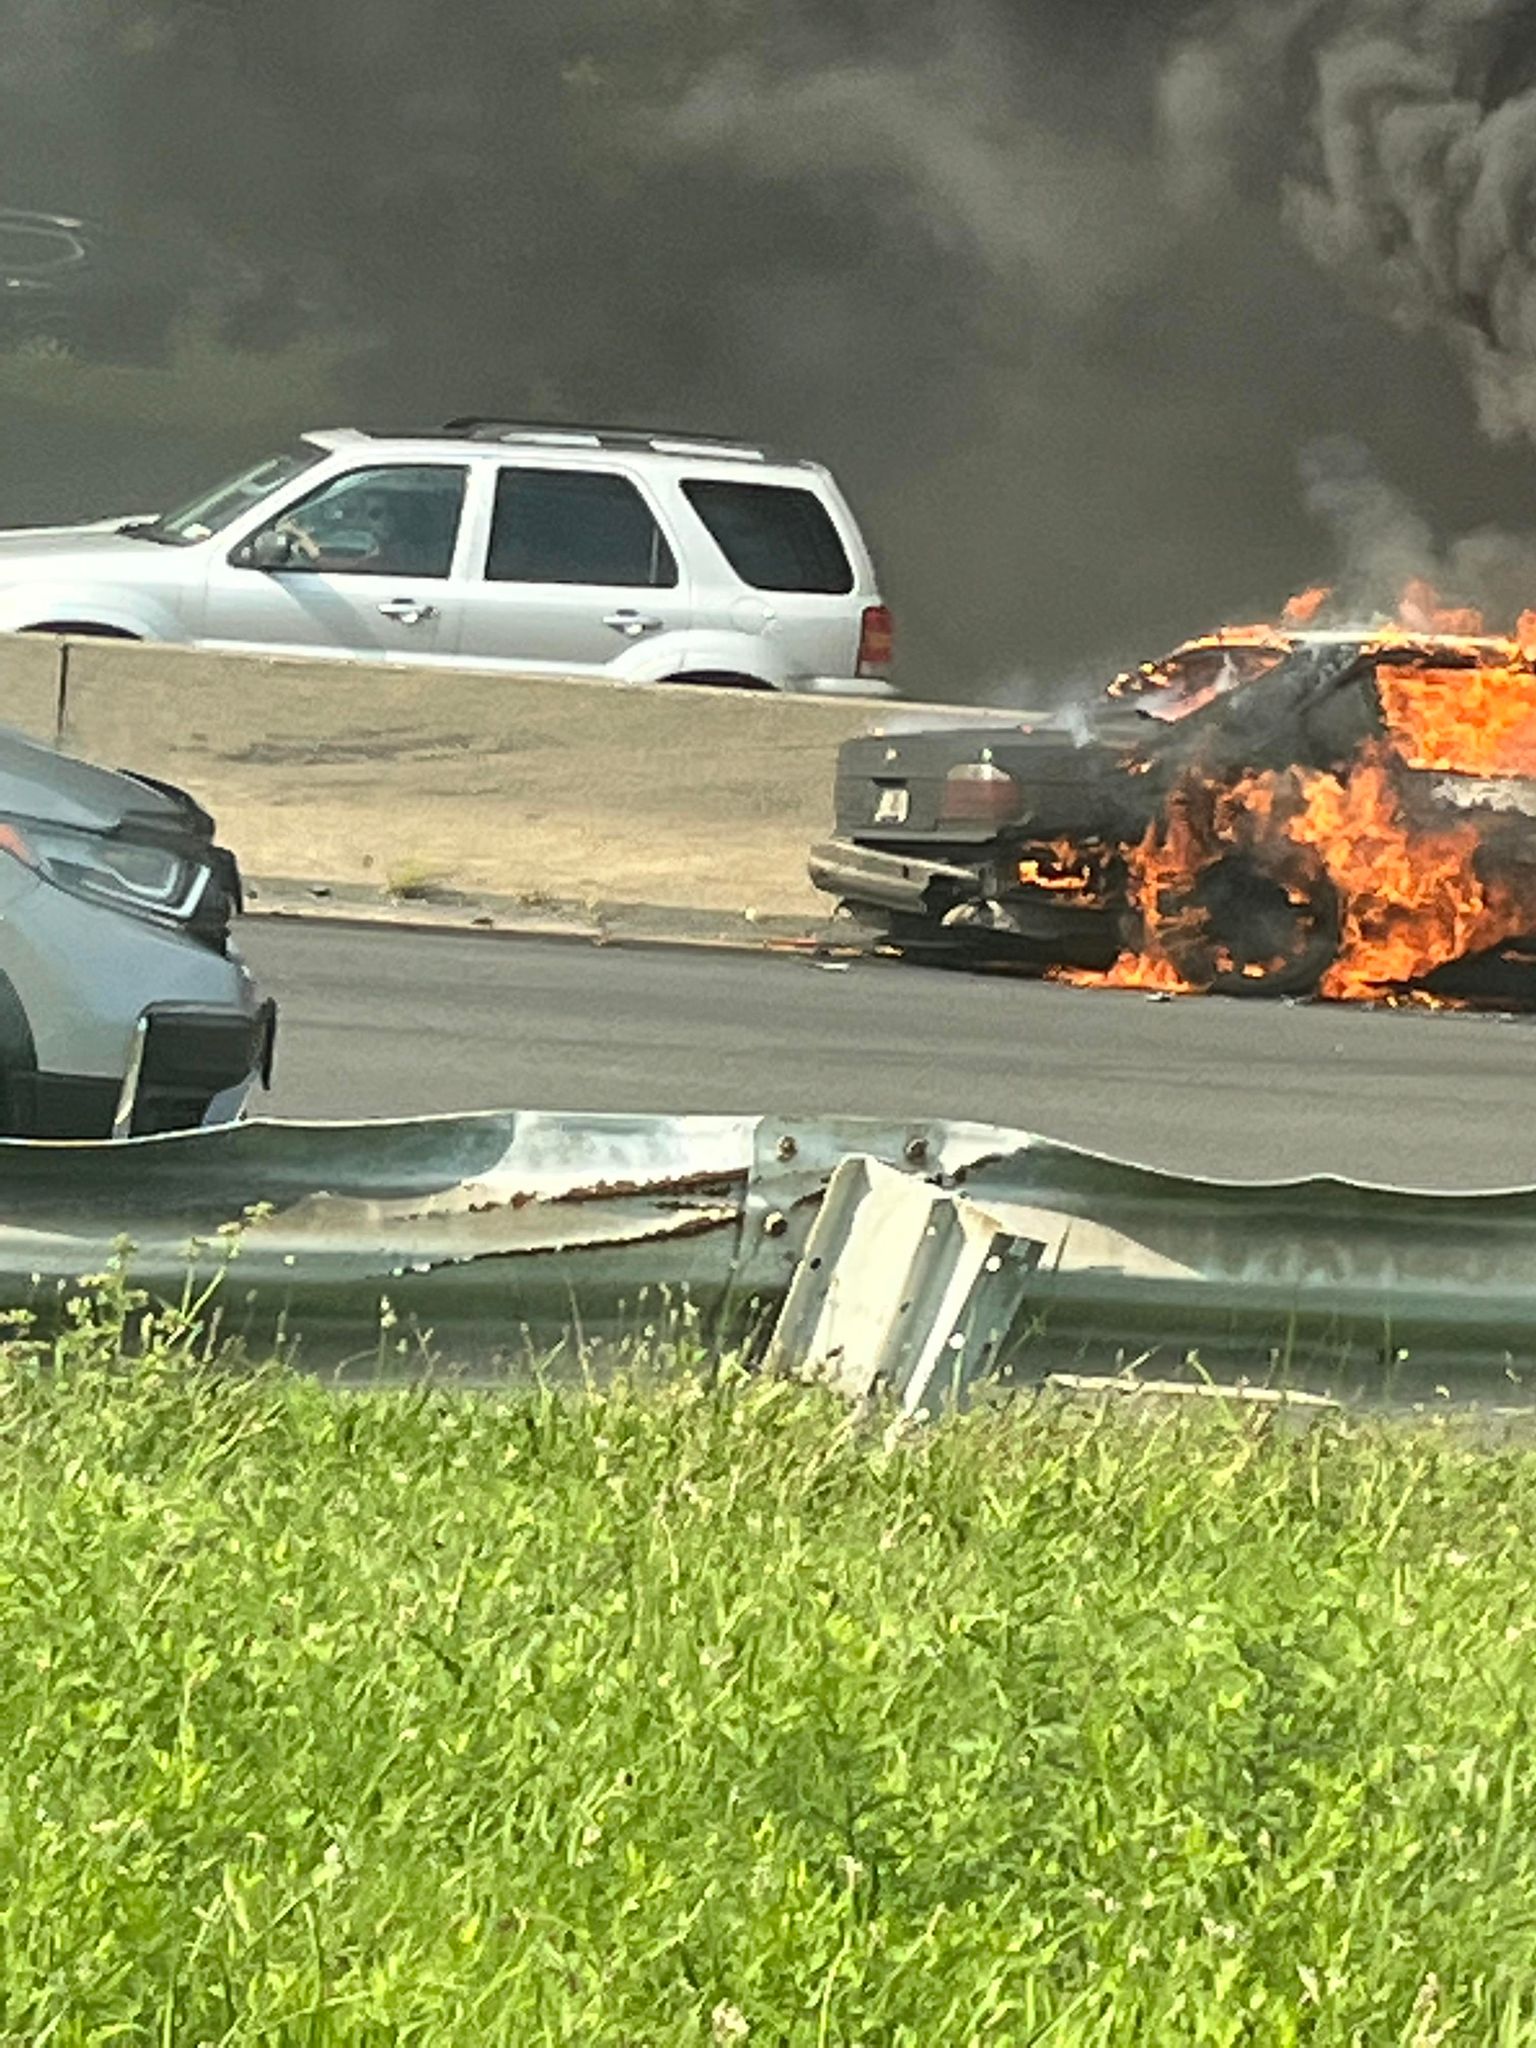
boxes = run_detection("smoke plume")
[1297,433,1536,627]
[0,0,1533,695]
[1163,1,1536,446]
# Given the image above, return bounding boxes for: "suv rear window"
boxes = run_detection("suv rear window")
[486,468,678,586]
[682,480,854,594]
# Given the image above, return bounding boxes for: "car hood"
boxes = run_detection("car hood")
[0,523,179,574]
[0,723,213,839]
[0,512,156,542]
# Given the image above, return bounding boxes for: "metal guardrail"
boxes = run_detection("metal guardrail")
[0,1108,1534,1402]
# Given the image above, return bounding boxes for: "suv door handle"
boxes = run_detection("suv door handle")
[604,609,664,637]
[377,597,438,624]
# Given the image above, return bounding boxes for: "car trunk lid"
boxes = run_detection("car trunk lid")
[834,721,1146,841]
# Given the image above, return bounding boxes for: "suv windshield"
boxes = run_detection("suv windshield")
[131,445,325,546]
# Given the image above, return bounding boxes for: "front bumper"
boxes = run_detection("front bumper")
[0,851,273,1138]
[115,997,277,1137]
[10,999,276,1140]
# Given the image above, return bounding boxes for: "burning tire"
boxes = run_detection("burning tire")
[1152,848,1341,998]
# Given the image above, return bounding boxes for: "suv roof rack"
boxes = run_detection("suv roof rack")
[437,417,772,460]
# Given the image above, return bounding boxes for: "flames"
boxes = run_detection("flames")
[1016,840,1100,894]
[1115,746,1532,1001]
[1280,585,1329,627]
[1283,749,1536,999]
[1069,581,1536,1004]
[1396,577,1485,638]
[1375,661,1536,778]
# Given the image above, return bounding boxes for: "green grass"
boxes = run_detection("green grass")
[4,1277,1536,2041]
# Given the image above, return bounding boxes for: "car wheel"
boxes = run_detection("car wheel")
[1154,848,1341,998]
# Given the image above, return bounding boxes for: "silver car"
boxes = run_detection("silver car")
[0,419,897,696]
[0,728,272,1138]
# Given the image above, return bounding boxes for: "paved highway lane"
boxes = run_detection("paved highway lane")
[237,919,1536,1190]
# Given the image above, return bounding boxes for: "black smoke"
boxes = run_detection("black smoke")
[2,0,1536,695]
[1162,0,1536,442]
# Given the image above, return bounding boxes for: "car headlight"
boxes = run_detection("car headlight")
[0,819,212,924]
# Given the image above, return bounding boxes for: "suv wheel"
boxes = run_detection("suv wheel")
[662,671,773,692]
[20,623,141,639]
[1150,847,1341,998]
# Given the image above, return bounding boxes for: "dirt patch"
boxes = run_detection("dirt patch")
[49,642,898,918]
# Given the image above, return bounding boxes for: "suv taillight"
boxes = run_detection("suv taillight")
[857,604,894,676]
[938,761,1022,825]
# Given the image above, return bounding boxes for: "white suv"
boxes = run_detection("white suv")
[0,419,897,696]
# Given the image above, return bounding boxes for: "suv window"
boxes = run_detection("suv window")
[486,468,678,586]
[253,465,467,577]
[681,479,853,594]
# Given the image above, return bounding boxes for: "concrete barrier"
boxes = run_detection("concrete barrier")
[0,637,923,922]
[0,633,71,746]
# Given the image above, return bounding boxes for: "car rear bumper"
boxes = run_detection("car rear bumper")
[809,836,1122,960]
[808,839,985,916]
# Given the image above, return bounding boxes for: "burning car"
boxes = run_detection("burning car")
[809,624,1536,1002]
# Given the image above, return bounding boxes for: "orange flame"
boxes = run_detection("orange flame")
[1069,785,1227,992]
[1281,584,1329,626]
[1395,577,1486,637]
[1057,950,1190,993]
[1275,747,1531,998]
[1055,584,1536,1003]
[1377,658,1536,777]
[1274,576,1501,639]
[1017,839,1099,895]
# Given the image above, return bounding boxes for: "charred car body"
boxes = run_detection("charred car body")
[810,628,1536,999]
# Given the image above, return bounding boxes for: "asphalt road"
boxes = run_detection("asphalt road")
[235,918,1536,1191]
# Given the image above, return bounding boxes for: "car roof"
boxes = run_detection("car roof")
[1170,627,1524,657]
[297,421,828,480]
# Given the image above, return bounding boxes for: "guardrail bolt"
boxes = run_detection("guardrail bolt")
[776,1135,798,1162]
[762,1210,788,1238]
[905,1137,929,1165]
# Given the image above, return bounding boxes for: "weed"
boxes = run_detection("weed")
[385,855,450,901]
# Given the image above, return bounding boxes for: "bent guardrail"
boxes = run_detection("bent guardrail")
[0,1108,1532,1403]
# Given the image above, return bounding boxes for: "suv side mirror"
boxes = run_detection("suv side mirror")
[241,528,295,571]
